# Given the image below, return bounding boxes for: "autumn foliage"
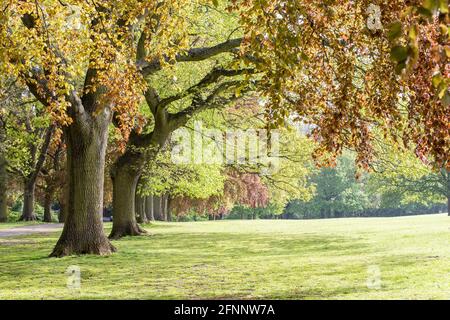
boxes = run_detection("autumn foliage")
[171,169,269,218]
[230,0,449,169]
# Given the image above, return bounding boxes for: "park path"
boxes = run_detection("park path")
[0,223,63,238]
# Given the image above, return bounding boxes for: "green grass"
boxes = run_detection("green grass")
[0,214,449,299]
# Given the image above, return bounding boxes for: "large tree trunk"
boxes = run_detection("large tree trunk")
[58,181,68,223]
[20,179,37,221]
[50,113,115,257]
[145,195,154,221]
[58,195,66,223]
[109,155,146,239]
[110,107,171,234]
[58,201,66,223]
[43,191,52,222]
[0,152,7,223]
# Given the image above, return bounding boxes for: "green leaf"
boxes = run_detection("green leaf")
[390,46,408,62]
[387,22,402,41]
[417,6,432,18]
[423,0,439,11]
[409,25,418,42]
[441,90,450,107]
[445,46,450,58]
[432,72,443,88]
[439,24,448,36]
[438,82,448,98]
[395,61,407,74]
[300,52,309,61]
[439,0,449,13]
[235,87,242,97]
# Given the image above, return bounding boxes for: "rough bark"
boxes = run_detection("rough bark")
[58,196,66,223]
[57,181,68,223]
[110,106,171,236]
[109,155,147,239]
[0,152,7,223]
[58,201,66,223]
[50,111,115,257]
[43,191,52,222]
[145,195,154,221]
[20,180,37,221]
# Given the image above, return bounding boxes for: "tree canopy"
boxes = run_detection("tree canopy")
[0,0,448,256]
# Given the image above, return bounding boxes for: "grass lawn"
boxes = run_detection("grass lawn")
[0,214,449,300]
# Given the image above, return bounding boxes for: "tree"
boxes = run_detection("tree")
[109,2,255,238]
[168,169,270,220]
[5,100,54,221]
[223,170,270,218]
[1,0,194,255]
[139,149,226,221]
[0,103,7,222]
[370,139,449,215]
[232,0,449,170]
[0,77,49,222]
[165,96,317,220]
[37,140,65,222]
[284,153,373,219]
[113,0,447,230]
[386,1,449,167]
[262,127,316,215]
[2,0,447,255]
[0,77,22,222]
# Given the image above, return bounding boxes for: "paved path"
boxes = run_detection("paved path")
[0,224,63,238]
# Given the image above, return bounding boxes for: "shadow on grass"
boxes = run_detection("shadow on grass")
[0,224,446,299]
[118,232,369,256]
[1,230,369,268]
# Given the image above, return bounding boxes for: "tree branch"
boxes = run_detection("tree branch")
[143,87,161,116]
[28,124,55,184]
[158,67,255,109]
[168,80,248,130]
[139,38,243,76]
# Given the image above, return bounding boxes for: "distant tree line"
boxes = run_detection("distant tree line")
[227,152,448,220]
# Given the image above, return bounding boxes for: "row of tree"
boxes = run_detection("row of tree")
[0,0,448,256]
[284,149,449,219]
[161,142,448,221]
